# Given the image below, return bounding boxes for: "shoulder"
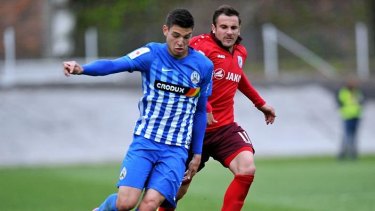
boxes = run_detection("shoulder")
[190,34,212,45]
[235,43,248,57]
[190,34,215,53]
[144,42,164,51]
[189,48,213,66]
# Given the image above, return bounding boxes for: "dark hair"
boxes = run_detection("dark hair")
[165,9,194,29]
[212,5,241,26]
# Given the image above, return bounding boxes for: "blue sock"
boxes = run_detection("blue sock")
[98,193,118,211]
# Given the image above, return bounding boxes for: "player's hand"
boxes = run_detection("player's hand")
[183,154,201,182]
[207,112,218,125]
[63,61,83,76]
[258,104,276,125]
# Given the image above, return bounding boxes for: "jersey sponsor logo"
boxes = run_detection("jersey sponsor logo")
[237,56,243,68]
[213,68,225,80]
[226,72,241,82]
[217,54,225,59]
[154,80,200,97]
[191,71,200,84]
[128,47,150,59]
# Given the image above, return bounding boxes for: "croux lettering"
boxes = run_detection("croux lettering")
[156,82,185,93]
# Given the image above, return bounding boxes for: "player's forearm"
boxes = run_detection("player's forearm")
[191,96,207,154]
[82,58,131,76]
[238,73,266,108]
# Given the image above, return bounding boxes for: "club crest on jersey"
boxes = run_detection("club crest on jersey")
[155,80,200,97]
[128,47,150,59]
[237,56,243,68]
[214,68,225,80]
[190,71,200,84]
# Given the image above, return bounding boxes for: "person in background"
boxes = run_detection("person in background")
[159,5,276,211]
[63,8,213,211]
[337,77,365,160]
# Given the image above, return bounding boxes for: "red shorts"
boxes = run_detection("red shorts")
[193,122,254,171]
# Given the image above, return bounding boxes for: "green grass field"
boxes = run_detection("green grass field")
[0,155,374,211]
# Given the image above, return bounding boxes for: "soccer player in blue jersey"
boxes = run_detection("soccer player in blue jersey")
[63,9,213,211]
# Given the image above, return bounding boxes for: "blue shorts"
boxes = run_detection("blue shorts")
[117,135,188,207]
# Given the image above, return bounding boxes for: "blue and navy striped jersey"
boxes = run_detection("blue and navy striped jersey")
[122,42,213,149]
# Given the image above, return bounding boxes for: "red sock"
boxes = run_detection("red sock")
[221,174,254,211]
[158,207,175,211]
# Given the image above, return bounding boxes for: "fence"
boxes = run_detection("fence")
[1,22,372,87]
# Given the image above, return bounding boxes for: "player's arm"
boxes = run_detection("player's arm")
[63,58,132,76]
[185,95,207,180]
[62,59,129,76]
[238,72,266,107]
[238,73,276,124]
[63,46,152,77]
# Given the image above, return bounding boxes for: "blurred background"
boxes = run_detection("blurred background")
[0,0,374,167]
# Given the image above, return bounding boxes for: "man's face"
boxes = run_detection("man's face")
[163,25,193,58]
[212,14,240,51]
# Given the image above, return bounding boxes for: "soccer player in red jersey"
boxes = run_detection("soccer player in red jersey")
[159,4,276,211]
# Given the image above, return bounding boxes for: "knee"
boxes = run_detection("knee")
[138,197,160,211]
[243,164,256,175]
[235,163,256,175]
[116,196,137,211]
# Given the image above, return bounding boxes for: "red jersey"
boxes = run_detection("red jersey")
[190,33,266,131]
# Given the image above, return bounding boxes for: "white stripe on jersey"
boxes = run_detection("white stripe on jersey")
[135,82,155,136]
[155,93,175,144]
[143,91,163,140]
[176,97,196,146]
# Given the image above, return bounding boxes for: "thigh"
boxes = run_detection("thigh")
[147,145,187,208]
[117,136,156,189]
[206,122,254,167]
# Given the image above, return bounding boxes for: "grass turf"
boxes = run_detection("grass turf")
[0,155,374,211]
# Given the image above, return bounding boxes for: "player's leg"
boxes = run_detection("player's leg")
[157,180,193,211]
[116,186,143,210]
[95,186,142,211]
[95,135,155,210]
[142,142,188,211]
[159,146,209,211]
[222,149,255,211]
[138,188,165,210]
[208,123,255,211]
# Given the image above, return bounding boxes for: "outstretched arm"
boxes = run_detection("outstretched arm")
[63,61,83,76]
[63,58,132,77]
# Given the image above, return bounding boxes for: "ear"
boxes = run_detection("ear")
[211,24,216,34]
[162,25,168,36]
